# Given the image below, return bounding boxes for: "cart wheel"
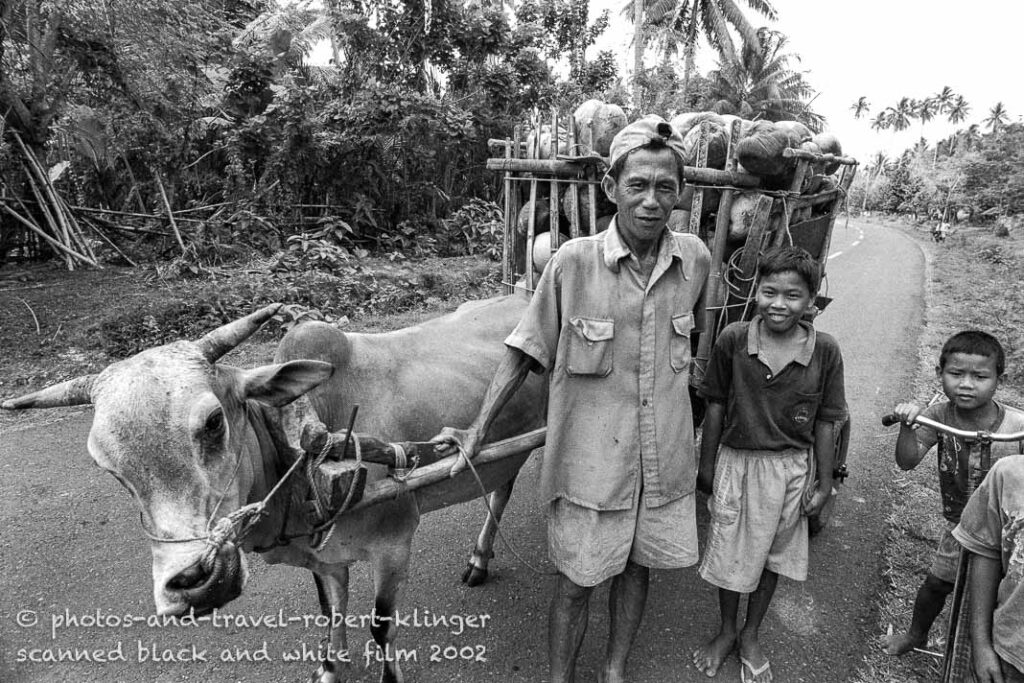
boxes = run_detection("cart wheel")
[809,414,851,536]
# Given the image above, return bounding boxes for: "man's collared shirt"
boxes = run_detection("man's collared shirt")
[505,219,711,511]
[701,316,847,451]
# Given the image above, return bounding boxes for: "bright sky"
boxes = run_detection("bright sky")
[593,0,1024,162]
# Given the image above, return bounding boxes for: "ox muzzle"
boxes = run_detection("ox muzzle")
[154,541,247,616]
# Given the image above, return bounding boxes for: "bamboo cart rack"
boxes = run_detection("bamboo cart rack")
[485,111,859,531]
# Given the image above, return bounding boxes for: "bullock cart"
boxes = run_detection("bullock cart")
[484,111,858,533]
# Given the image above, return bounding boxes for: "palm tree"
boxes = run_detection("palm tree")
[946,95,971,125]
[917,97,937,135]
[958,123,983,152]
[983,102,1009,134]
[704,27,823,130]
[884,97,916,132]
[933,85,955,114]
[870,111,890,132]
[861,150,888,212]
[933,95,971,162]
[626,0,777,105]
[850,96,870,119]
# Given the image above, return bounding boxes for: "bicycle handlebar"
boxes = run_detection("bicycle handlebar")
[881,413,1024,442]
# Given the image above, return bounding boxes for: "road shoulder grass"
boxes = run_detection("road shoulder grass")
[853,217,1024,683]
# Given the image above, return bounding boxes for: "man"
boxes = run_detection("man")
[434,116,711,682]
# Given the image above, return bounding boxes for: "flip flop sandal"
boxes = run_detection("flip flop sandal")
[739,656,773,683]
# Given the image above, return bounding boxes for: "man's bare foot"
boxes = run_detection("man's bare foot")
[884,630,927,656]
[691,632,736,677]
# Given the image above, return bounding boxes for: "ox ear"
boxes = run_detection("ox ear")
[240,360,334,407]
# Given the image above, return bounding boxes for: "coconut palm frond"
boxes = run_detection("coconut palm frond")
[715,0,760,50]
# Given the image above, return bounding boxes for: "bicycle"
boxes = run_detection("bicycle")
[881,411,1024,682]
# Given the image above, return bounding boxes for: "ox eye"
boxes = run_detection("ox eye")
[204,409,225,437]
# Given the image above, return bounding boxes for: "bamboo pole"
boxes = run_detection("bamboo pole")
[12,133,89,259]
[549,109,560,254]
[502,129,514,294]
[0,203,96,266]
[20,167,73,269]
[347,428,546,513]
[485,159,760,188]
[81,217,138,267]
[153,172,187,255]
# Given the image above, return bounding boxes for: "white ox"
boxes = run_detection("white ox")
[1,294,546,683]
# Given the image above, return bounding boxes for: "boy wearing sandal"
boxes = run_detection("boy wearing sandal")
[885,330,1024,658]
[692,246,847,682]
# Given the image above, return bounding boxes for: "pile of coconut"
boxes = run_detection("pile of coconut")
[516,100,847,273]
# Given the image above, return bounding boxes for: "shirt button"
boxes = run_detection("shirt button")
[642,399,649,407]
[766,373,772,379]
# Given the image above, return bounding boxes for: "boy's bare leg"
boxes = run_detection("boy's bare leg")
[738,569,778,679]
[885,574,953,655]
[692,588,740,677]
[599,560,649,683]
[550,573,593,683]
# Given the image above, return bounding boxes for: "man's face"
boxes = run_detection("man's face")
[603,147,681,247]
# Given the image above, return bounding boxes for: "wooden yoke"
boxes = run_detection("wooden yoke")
[298,421,548,514]
[300,422,448,470]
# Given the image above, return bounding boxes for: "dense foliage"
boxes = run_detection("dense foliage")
[0,0,832,267]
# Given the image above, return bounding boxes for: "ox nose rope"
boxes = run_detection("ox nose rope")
[452,440,558,578]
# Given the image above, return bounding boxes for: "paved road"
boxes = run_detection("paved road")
[0,217,925,683]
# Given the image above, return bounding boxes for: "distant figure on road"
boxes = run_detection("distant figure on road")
[433,116,711,683]
[953,446,1024,682]
[932,222,950,242]
[693,246,847,683]
[885,331,1024,657]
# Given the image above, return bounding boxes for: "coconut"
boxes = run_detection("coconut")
[561,187,616,234]
[728,192,763,241]
[773,120,813,143]
[532,231,569,273]
[676,185,720,217]
[668,111,725,138]
[667,210,692,233]
[573,100,627,156]
[526,124,570,159]
[811,132,843,174]
[737,128,794,177]
[681,121,730,170]
[517,199,551,236]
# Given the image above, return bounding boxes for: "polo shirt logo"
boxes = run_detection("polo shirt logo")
[793,405,812,426]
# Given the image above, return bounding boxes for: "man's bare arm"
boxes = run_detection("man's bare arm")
[432,346,536,475]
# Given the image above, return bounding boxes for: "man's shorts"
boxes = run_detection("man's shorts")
[699,445,813,593]
[547,488,698,587]
[930,522,961,584]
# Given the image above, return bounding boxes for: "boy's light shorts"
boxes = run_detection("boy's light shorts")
[930,522,961,584]
[547,487,698,587]
[699,445,813,593]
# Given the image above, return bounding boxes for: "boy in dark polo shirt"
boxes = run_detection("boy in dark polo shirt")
[692,246,847,682]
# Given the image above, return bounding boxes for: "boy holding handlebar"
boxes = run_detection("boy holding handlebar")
[886,330,1024,657]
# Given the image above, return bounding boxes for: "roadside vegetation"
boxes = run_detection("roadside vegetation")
[852,218,1024,683]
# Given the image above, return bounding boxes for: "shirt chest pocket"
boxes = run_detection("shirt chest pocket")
[669,312,695,373]
[788,390,820,434]
[565,317,614,377]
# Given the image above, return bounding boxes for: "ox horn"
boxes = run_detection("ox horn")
[1,374,96,409]
[195,303,284,363]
